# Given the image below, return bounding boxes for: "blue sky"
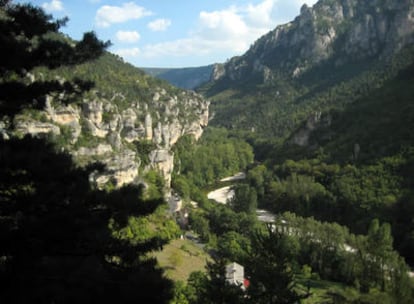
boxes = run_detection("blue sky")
[21,0,318,68]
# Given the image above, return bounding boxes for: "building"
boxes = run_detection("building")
[225,262,245,288]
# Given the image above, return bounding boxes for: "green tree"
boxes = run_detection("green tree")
[208,205,241,235]
[0,2,172,302]
[217,231,251,263]
[268,173,329,217]
[365,219,396,292]
[172,175,191,199]
[230,184,258,214]
[0,1,110,116]
[199,257,246,304]
[189,211,210,242]
[247,225,309,304]
[389,256,414,303]
[186,271,209,304]
[247,164,269,201]
[170,281,190,304]
[0,137,173,303]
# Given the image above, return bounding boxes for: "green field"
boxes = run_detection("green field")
[154,238,210,282]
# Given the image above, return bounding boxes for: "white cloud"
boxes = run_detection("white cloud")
[294,0,319,6]
[42,0,64,12]
[124,2,277,63]
[190,2,277,55]
[191,0,320,54]
[198,8,248,42]
[148,18,172,32]
[95,2,152,28]
[116,30,140,43]
[245,0,276,28]
[114,47,141,57]
[116,0,321,65]
[140,38,242,59]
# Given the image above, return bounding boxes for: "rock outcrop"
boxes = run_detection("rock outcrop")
[10,82,209,192]
[289,112,327,147]
[15,120,61,136]
[93,149,140,188]
[213,0,414,83]
[149,149,174,187]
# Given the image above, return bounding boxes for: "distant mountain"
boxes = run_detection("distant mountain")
[202,0,414,154]
[142,65,214,90]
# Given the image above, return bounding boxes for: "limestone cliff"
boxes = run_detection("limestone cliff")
[204,0,414,146]
[5,54,209,191]
[213,0,414,83]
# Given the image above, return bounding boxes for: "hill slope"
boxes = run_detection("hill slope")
[142,65,214,90]
[2,52,209,190]
[202,0,414,148]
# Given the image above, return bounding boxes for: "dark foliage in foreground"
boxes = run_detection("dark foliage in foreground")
[0,1,172,302]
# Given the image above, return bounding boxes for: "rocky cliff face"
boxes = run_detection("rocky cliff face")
[213,0,414,83]
[7,69,209,191]
[203,0,414,147]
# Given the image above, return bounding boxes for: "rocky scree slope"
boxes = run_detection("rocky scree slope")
[1,53,209,190]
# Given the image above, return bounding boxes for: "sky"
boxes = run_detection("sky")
[21,0,319,68]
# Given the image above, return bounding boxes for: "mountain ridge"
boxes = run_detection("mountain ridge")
[142,65,214,90]
[210,0,414,85]
[201,0,414,151]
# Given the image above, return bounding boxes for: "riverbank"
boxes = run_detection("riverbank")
[207,186,234,204]
[206,172,246,204]
[206,173,278,223]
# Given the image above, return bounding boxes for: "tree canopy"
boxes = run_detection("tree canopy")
[0,2,173,302]
[0,0,110,116]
